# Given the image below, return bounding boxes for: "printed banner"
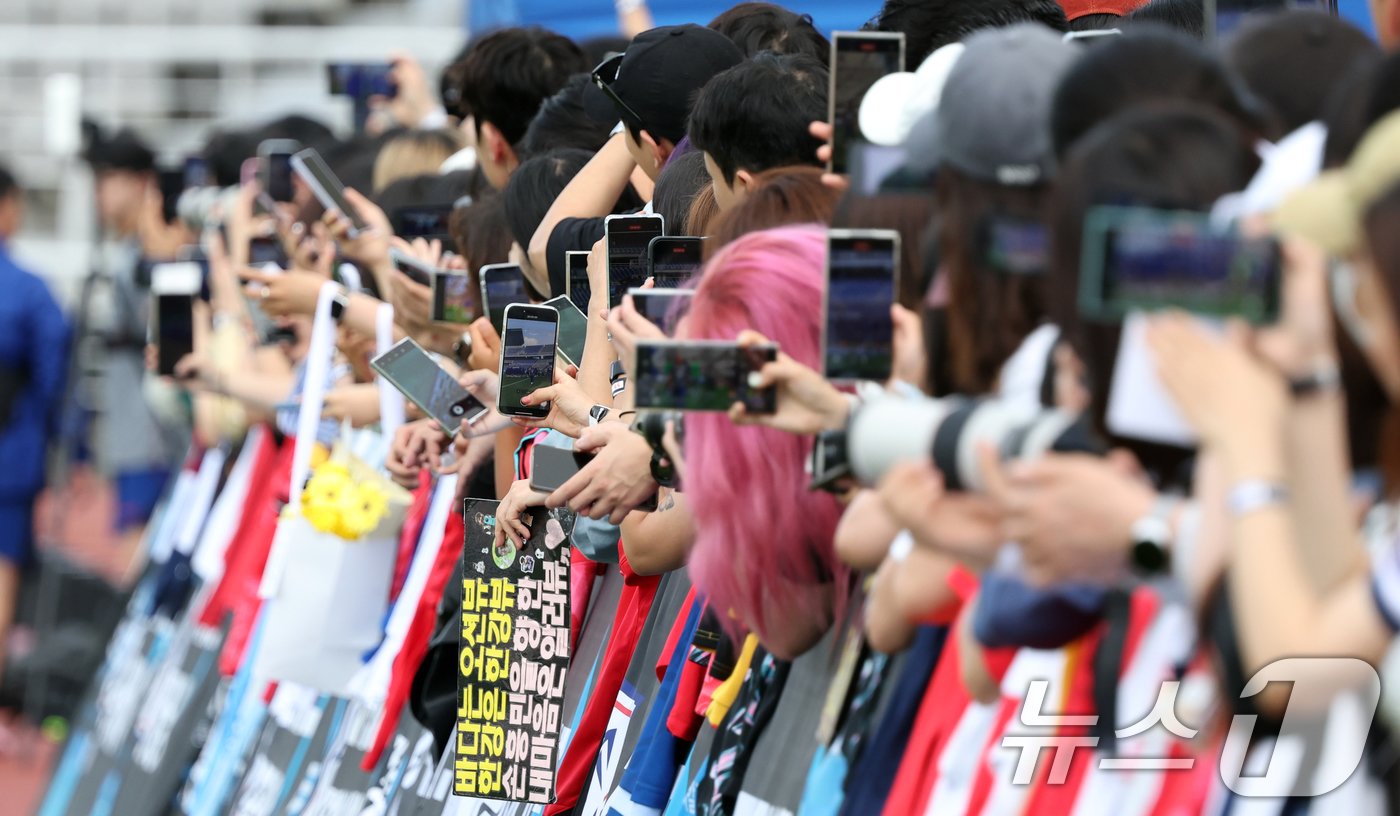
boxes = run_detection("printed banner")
[455,500,573,804]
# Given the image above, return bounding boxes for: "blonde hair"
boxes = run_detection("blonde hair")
[372,129,465,192]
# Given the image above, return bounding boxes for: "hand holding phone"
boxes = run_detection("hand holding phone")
[291,148,368,236]
[497,304,560,418]
[371,338,489,433]
[823,229,899,382]
[828,32,906,175]
[151,263,201,377]
[479,263,530,333]
[258,139,300,203]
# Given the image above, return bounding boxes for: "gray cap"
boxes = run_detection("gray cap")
[906,23,1078,185]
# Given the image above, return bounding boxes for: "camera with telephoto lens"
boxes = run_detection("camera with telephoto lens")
[822,396,1102,491]
[636,410,684,488]
[176,185,240,233]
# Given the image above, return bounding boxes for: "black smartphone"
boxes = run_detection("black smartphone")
[605,214,665,309]
[290,148,368,235]
[823,229,899,382]
[249,235,288,268]
[326,63,396,98]
[647,236,702,289]
[391,205,454,244]
[529,445,594,493]
[565,251,592,314]
[497,303,559,419]
[432,271,476,324]
[828,32,905,176]
[542,295,588,368]
[479,263,530,333]
[390,248,435,287]
[632,340,778,413]
[258,139,300,203]
[150,263,201,377]
[627,288,693,335]
[1078,205,1282,325]
[370,337,489,432]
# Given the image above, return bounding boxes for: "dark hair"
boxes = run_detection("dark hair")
[1068,12,1122,30]
[520,73,617,160]
[428,169,484,203]
[252,114,336,153]
[688,53,827,185]
[1322,59,1381,168]
[831,191,938,309]
[0,164,17,199]
[1046,103,1261,474]
[502,148,592,249]
[687,183,720,236]
[704,166,841,253]
[578,35,632,67]
[445,195,513,315]
[84,127,156,174]
[872,0,1068,65]
[1365,51,1400,132]
[653,152,712,237]
[1125,0,1204,38]
[708,2,831,64]
[450,27,587,148]
[1051,27,1270,157]
[1225,11,1380,135]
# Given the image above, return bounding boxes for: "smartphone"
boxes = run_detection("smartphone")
[529,445,594,494]
[1078,205,1282,325]
[605,214,665,309]
[240,263,282,345]
[390,247,436,287]
[847,142,913,196]
[823,230,899,382]
[565,251,592,313]
[1207,0,1335,41]
[391,205,454,244]
[542,295,588,368]
[980,216,1049,278]
[258,139,300,203]
[479,263,530,333]
[828,32,905,176]
[151,263,201,377]
[632,340,778,413]
[248,235,287,268]
[432,271,476,324]
[496,303,559,419]
[183,155,210,190]
[326,63,396,98]
[370,337,489,432]
[290,148,368,236]
[627,288,693,335]
[647,236,702,289]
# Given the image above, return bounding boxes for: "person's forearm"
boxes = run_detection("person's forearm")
[209,369,297,410]
[621,490,695,575]
[579,297,616,406]
[528,134,637,273]
[494,426,526,500]
[1286,391,1368,591]
[342,292,404,342]
[835,490,900,570]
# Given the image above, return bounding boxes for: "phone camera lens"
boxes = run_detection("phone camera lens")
[451,404,465,416]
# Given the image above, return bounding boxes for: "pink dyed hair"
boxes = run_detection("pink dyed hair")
[681,224,849,651]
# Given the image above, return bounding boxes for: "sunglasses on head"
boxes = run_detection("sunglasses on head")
[591,53,648,136]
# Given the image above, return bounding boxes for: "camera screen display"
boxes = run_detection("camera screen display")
[824,232,898,381]
[542,296,588,367]
[830,34,903,176]
[156,294,194,377]
[566,252,592,314]
[606,216,664,309]
[983,217,1049,278]
[632,341,777,413]
[530,445,592,493]
[371,338,485,430]
[1083,206,1281,324]
[249,236,287,268]
[392,205,453,243]
[499,311,558,417]
[326,63,395,98]
[648,238,702,289]
[433,272,475,324]
[481,265,529,332]
[630,290,693,335]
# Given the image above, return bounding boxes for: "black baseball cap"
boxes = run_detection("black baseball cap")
[591,24,744,145]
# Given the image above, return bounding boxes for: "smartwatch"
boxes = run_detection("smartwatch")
[1288,362,1341,397]
[1130,496,1178,577]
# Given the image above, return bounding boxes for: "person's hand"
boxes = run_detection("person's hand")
[240,267,324,317]
[728,330,849,434]
[493,479,550,553]
[379,52,438,129]
[137,185,189,261]
[467,317,502,374]
[978,447,1155,586]
[322,383,382,427]
[606,295,666,376]
[513,367,593,437]
[224,181,270,269]
[546,421,657,523]
[1254,238,1337,377]
[172,351,215,391]
[324,188,392,268]
[808,121,848,192]
[1147,312,1288,477]
[451,431,497,506]
[586,236,610,315]
[875,460,1002,564]
[890,303,926,392]
[385,418,449,488]
[457,368,514,435]
[388,266,434,335]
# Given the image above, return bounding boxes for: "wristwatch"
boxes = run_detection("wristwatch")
[329,288,349,323]
[1288,361,1341,397]
[1129,496,1178,577]
[588,405,611,426]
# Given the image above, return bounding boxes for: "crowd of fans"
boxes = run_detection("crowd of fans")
[11,0,1400,811]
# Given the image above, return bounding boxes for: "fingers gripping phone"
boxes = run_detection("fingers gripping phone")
[290,147,368,236]
[151,263,201,377]
[647,236,702,289]
[258,139,300,203]
[823,229,899,382]
[479,263,531,333]
[828,32,905,176]
[632,340,778,413]
[371,337,488,433]
[497,304,560,419]
[605,214,665,309]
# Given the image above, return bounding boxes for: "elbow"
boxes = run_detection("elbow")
[527,224,551,276]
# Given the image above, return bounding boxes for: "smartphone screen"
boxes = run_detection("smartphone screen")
[529,445,593,494]
[497,304,559,418]
[829,33,904,176]
[248,236,288,268]
[370,337,488,431]
[981,217,1049,278]
[1209,0,1334,40]
[259,140,299,203]
[183,155,210,190]
[632,341,777,413]
[543,295,588,368]
[326,63,396,98]
[155,294,195,377]
[605,215,665,309]
[648,237,702,289]
[291,148,368,233]
[824,230,899,382]
[566,251,592,313]
[432,271,476,324]
[1079,205,1282,324]
[628,289,693,335]
[392,205,453,243]
[479,264,530,333]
